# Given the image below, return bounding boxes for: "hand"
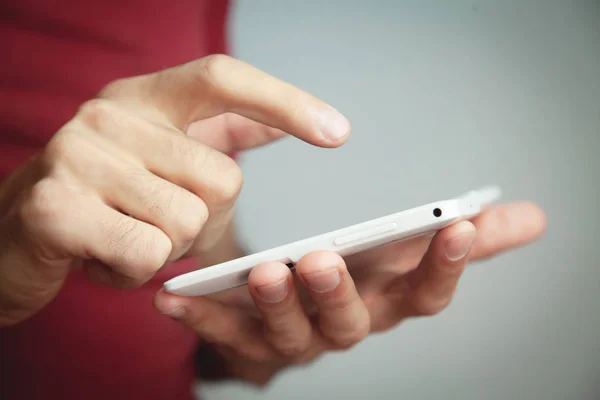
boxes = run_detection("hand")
[0,54,351,326]
[154,201,546,384]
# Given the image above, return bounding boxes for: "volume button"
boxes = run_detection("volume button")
[333,222,397,246]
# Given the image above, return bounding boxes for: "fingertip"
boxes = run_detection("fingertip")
[248,261,292,288]
[308,105,351,148]
[154,289,186,318]
[248,262,295,304]
[295,251,346,275]
[522,201,548,238]
[435,220,476,243]
[455,220,477,240]
[295,251,347,295]
[434,221,477,264]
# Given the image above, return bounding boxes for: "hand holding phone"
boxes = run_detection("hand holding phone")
[164,186,502,296]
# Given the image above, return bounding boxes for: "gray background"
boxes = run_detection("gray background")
[200,1,600,399]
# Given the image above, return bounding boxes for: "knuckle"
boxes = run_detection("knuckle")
[189,143,215,172]
[76,99,114,131]
[126,169,208,245]
[188,145,243,207]
[213,156,243,205]
[105,219,171,281]
[273,338,311,358]
[104,217,141,264]
[140,231,172,271]
[169,137,215,181]
[43,129,80,167]
[167,134,198,165]
[22,178,65,225]
[175,197,209,242]
[199,54,232,86]
[329,321,370,349]
[41,126,100,178]
[133,173,175,218]
[97,77,134,99]
[412,295,453,316]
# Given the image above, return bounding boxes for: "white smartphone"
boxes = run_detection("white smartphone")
[164,185,501,297]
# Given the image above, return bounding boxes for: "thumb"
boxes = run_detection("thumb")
[185,113,288,153]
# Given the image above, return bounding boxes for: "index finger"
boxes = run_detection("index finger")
[103,55,351,148]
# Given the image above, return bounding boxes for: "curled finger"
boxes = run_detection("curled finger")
[401,221,476,318]
[295,251,370,349]
[248,261,315,359]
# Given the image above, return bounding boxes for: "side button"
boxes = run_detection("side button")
[334,222,397,246]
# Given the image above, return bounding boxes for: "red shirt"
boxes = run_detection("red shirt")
[0,1,230,399]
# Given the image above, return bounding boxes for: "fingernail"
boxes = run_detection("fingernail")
[314,107,350,141]
[303,268,341,293]
[256,278,288,303]
[155,291,186,318]
[445,231,476,261]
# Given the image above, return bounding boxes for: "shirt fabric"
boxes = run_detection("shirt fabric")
[0,1,231,399]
